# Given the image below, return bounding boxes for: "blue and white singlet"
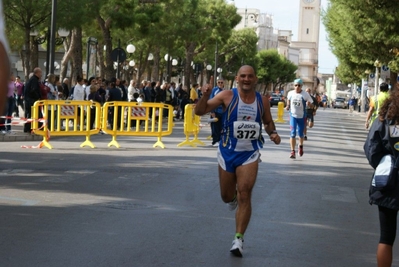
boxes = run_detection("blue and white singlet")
[220,88,264,152]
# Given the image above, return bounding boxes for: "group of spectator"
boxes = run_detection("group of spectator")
[1,68,207,133]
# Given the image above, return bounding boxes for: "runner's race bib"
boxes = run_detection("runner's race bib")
[233,121,260,140]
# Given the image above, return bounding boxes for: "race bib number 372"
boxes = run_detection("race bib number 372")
[233,121,260,140]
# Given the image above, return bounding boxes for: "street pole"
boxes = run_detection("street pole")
[374,66,379,97]
[48,0,57,75]
[167,54,170,82]
[117,39,121,79]
[213,41,218,88]
[361,78,366,113]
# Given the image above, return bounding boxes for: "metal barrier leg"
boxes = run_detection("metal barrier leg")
[80,134,96,148]
[153,137,165,149]
[41,136,53,149]
[191,133,205,146]
[107,135,120,148]
[177,135,197,147]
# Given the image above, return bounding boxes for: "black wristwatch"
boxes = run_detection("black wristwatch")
[270,130,278,135]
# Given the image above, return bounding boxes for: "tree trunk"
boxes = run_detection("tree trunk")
[59,33,71,82]
[97,16,114,80]
[184,42,196,87]
[69,27,83,85]
[151,47,160,82]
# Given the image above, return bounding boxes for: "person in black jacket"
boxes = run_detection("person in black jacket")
[364,86,399,267]
[23,68,42,132]
[107,82,123,129]
[61,78,69,100]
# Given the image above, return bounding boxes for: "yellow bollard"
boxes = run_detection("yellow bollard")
[274,101,286,123]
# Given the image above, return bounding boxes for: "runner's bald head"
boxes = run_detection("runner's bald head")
[237,65,256,76]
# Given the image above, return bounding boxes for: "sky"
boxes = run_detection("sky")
[230,0,338,74]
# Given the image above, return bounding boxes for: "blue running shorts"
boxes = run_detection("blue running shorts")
[217,147,260,173]
[290,116,305,138]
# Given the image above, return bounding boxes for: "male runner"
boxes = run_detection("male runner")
[286,79,314,158]
[195,65,281,257]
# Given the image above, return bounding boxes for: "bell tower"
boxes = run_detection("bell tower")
[290,0,321,90]
[298,0,320,46]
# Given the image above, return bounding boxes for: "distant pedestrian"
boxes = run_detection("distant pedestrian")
[348,96,356,114]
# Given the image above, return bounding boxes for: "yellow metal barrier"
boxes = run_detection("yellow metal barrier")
[32,100,102,149]
[102,102,174,148]
[177,104,205,147]
[274,101,286,123]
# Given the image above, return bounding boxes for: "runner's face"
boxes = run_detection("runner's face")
[236,67,257,92]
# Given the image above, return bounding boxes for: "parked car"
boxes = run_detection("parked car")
[333,97,348,109]
[269,93,286,107]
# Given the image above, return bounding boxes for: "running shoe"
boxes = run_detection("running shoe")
[298,145,304,157]
[227,197,238,211]
[304,135,307,141]
[212,141,219,147]
[230,237,244,257]
[290,150,296,159]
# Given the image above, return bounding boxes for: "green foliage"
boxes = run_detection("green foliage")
[323,0,399,82]
[219,29,258,72]
[256,49,297,87]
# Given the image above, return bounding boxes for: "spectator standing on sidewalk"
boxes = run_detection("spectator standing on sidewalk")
[14,75,24,117]
[364,87,399,267]
[1,73,15,134]
[23,68,42,133]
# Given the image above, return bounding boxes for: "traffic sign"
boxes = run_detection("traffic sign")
[369,73,375,79]
[382,65,389,71]
[111,48,127,62]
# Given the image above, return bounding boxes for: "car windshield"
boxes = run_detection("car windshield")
[336,98,345,101]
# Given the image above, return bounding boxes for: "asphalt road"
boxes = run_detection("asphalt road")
[0,107,392,267]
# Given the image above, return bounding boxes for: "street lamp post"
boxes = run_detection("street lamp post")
[206,64,212,82]
[164,53,171,82]
[48,0,57,75]
[217,67,223,79]
[147,53,154,80]
[374,59,382,97]
[129,59,135,80]
[214,41,218,88]
[86,37,98,79]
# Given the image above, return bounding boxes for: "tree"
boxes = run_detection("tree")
[217,28,258,79]
[256,49,297,94]
[323,0,399,85]
[3,0,52,79]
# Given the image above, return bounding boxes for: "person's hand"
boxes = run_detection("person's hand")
[201,76,214,97]
[365,121,369,129]
[270,133,281,145]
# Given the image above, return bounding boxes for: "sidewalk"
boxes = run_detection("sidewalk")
[1,116,43,142]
